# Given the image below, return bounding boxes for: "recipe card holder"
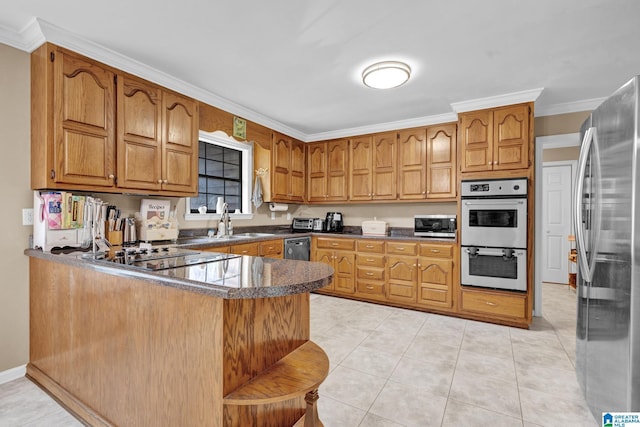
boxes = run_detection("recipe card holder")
[135,213,179,242]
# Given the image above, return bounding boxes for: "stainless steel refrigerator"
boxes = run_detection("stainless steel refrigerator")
[575,75,640,418]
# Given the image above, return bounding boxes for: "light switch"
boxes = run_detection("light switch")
[22,208,34,226]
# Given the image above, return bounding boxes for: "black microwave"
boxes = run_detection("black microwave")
[414,215,457,238]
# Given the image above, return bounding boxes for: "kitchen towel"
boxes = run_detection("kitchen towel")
[252,175,263,208]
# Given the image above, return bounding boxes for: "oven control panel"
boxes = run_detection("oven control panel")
[461,178,527,198]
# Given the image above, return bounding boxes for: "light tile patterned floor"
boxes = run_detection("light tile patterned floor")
[0,283,597,427]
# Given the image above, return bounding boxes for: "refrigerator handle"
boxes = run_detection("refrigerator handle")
[573,126,595,282]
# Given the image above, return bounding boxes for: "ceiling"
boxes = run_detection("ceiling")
[1,0,639,141]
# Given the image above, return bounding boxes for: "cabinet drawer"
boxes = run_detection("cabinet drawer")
[259,240,283,257]
[357,266,384,281]
[356,254,385,268]
[356,281,385,297]
[230,242,260,256]
[419,244,453,258]
[386,242,417,255]
[315,237,355,251]
[461,290,526,319]
[356,240,385,253]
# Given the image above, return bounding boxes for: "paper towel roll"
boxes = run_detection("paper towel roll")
[269,203,288,212]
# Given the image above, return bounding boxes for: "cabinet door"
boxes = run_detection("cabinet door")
[398,128,426,200]
[259,239,283,258]
[326,139,349,202]
[314,249,335,291]
[493,105,530,170]
[54,50,116,187]
[349,136,373,201]
[372,132,397,200]
[426,123,457,198]
[307,142,327,202]
[386,255,417,303]
[333,251,356,294]
[271,132,291,200]
[289,139,306,202]
[418,257,453,309]
[162,91,198,193]
[117,74,162,191]
[460,110,493,172]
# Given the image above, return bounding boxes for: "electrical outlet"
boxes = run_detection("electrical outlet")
[22,208,34,226]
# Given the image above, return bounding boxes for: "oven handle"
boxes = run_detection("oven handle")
[464,247,524,257]
[463,200,525,206]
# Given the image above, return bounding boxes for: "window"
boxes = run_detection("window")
[185,131,253,220]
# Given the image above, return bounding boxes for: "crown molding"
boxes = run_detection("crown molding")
[0,20,602,141]
[535,97,603,117]
[306,112,459,142]
[450,88,544,113]
[536,132,580,148]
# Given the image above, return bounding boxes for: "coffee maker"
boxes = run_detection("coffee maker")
[324,212,344,232]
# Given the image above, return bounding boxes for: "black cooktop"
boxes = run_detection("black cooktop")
[101,246,239,271]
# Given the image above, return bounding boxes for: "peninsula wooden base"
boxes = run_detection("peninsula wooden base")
[28,257,328,426]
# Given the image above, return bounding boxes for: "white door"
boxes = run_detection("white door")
[542,164,573,283]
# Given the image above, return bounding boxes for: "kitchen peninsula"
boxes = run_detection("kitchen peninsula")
[25,248,333,427]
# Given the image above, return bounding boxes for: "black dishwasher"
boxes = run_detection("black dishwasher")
[284,237,310,261]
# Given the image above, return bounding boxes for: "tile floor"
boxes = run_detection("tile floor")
[0,283,597,427]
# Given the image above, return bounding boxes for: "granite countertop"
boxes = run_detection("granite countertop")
[24,248,334,300]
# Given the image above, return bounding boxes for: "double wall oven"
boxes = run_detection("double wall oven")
[460,178,528,291]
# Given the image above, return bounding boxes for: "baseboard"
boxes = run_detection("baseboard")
[0,364,26,384]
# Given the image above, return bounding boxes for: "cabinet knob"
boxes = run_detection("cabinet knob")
[163,179,168,184]
[431,249,440,253]
[108,174,115,179]
[397,247,405,251]
[485,301,497,307]
[366,245,374,249]
[157,179,163,184]
[366,272,374,276]
[366,285,374,290]
[487,161,492,165]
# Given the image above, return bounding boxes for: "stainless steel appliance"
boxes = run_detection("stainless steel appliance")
[575,75,640,418]
[291,217,319,232]
[460,178,528,291]
[324,212,344,232]
[89,246,239,270]
[284,237,310,261]
[461,178,527,248]
[414,214,456,238]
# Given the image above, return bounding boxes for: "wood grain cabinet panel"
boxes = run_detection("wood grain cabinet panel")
[386,255,418,303]
[50,47,116,188]
[307,139,348,202]
[31,43,199,196]
[312,238,355,294]
[272,132,305,203]
[418,258,453,309]
[398,128,427,199]
[460,104,530,173]
[426,123,457,198]
[259,239,283,258]
[372,132,397,200]
[348,136,373,201]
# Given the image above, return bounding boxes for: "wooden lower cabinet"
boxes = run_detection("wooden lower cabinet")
[460,288,526,321]
[313,237,355,294]
[313,237,457,314]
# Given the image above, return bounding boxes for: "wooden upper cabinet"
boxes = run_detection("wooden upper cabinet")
[372,131,397,200]
[117,74,162,191]
[426,123,457,198]
[326,139,349,201]
[398,128,427,200]
[161,91,198,193]
[349,136,373,201]
[493,105,529,170]
[37,46,117,189]
[308,139,349,202]
[307,142,327,202]
[460,110,493,172]
[271,132,305,202]
[31,43,198,195]
[460,104,531,173]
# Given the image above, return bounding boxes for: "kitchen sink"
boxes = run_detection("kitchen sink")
[232,232,276,237]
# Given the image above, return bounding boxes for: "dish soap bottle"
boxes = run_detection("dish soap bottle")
[227,218,233,236]
[217,218,226,237]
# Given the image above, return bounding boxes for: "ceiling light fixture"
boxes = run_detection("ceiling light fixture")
[362,61,411,89]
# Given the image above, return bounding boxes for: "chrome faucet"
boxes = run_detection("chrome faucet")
[218,203,230,237]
